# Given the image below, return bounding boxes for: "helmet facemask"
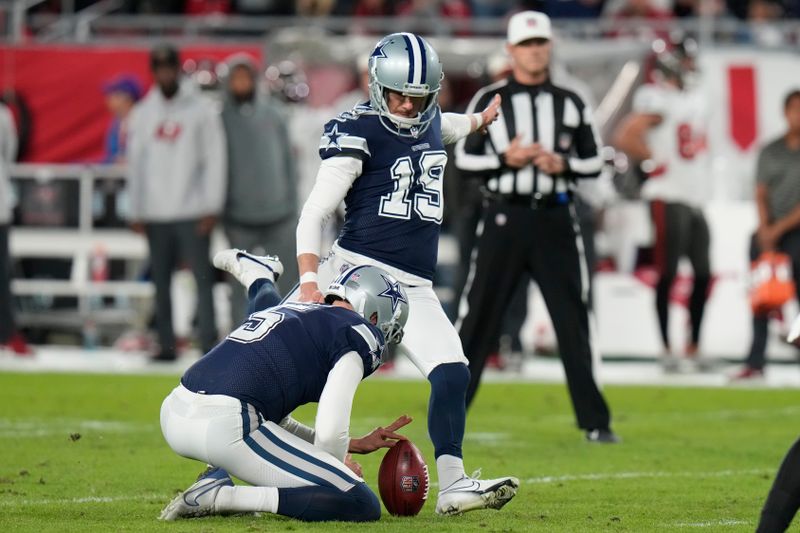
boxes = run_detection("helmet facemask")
[379,305,405,345]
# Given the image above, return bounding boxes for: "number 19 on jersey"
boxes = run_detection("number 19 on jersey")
[379,150,447,224]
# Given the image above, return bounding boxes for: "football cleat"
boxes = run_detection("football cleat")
[435,474,519,516]
[730,366,765,382]
[660,351,680,374]
[586,428,621,444]
[0,332,34,357]
[213,249,283,287]
[159,466,233,520]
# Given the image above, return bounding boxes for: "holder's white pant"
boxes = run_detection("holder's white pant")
[160,384,361,491]
[288,250,468,377]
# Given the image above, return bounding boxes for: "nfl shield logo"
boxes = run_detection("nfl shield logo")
[400,475,420,493]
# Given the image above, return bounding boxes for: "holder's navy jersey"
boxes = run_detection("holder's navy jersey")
[181,302,386,423]
[318,104,447,281]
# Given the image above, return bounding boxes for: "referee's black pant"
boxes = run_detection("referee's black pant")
[456,201,611,431]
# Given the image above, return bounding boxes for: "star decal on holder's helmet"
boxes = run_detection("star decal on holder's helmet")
[370,42,388,60]
[378,275,407,312]
[321,124,348,151]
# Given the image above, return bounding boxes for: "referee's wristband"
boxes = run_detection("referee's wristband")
[300,272,318,285]
[472,112,484,130]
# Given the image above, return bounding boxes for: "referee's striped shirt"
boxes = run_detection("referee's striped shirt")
[454,76,604,196]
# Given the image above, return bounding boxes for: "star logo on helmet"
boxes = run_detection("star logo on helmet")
[370,43,388,60]
[322,124,348,151]
[378,275,407,313]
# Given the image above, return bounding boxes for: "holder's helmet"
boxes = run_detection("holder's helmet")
[324,265,409,345]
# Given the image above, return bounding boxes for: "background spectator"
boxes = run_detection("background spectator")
[538,0,606,18]
[102,75,142,164]
[353,0,393,14]
[220,54,299,325]
[184,0,233,14]
[738,0,786,47]
[672,0,726,17]
[733,90,800,381]
[609,0,672,18]
[126,44,226,361]
[232,0,295,14]
[396,0,471,18]
[295,0,336,15]
[0,101,31,356]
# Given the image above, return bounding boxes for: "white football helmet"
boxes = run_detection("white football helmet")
[368,32,443,137]
[324,265,409,345]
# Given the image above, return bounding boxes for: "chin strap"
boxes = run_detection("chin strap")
[377,113,431,139]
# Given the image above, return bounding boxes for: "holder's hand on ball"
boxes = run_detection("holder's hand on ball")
[348,415,412,454]
[344,453,363,477]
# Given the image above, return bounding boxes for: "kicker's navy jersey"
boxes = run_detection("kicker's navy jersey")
[318,104,447,280]
[181,302,386,423]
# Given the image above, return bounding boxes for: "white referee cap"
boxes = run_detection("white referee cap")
[507,11,552,45]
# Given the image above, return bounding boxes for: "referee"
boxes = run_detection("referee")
[454,11,617,443]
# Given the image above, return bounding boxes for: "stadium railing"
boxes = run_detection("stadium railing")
[8,163,150,332]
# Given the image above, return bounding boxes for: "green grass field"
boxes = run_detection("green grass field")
[1,372,798,532]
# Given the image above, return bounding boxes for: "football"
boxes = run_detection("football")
[377,439,430,516]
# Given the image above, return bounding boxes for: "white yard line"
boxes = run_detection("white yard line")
[524,468,767,484]
[429,467,768,488]
[664,519,751,528]
[0,493,166,507]
[534,404,800,426]
[0,418,153,438]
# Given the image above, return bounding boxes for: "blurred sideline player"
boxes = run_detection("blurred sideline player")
[612,37,712,371]
[756,313,800,532]
[294,33,519,515]
[160,250,411,522]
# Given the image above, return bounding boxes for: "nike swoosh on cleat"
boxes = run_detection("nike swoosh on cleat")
[441,480,482,493]
[183,479,228,507]
[236,253,274,274]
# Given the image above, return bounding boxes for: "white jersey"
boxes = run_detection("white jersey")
[633,83,710,206]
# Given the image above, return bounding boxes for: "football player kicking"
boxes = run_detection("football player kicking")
[295,32,518,515]
[159,249,411,522]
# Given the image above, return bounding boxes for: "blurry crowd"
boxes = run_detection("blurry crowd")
[27,0,800,21]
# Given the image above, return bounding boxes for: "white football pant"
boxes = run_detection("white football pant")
[160,384,361,491]
[287,249,468,377]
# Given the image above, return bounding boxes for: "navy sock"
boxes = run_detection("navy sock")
[427,363,470,458]
[247,278,282,315]
[276,482,380,522]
